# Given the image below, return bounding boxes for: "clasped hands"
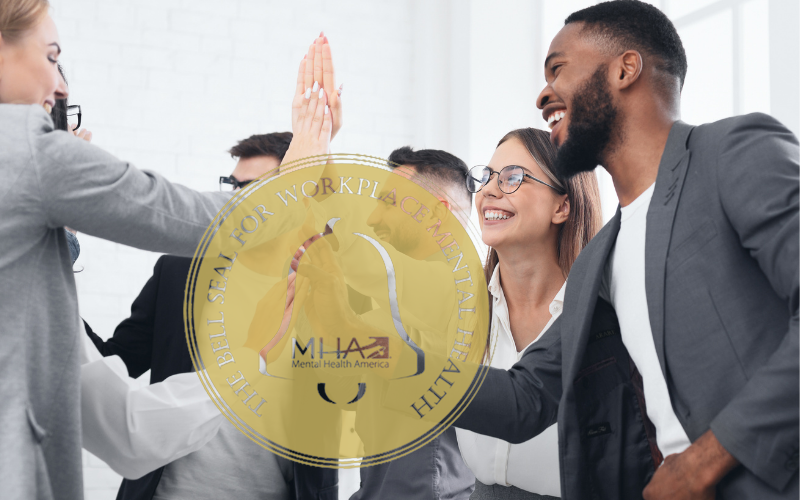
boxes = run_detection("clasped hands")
[288,233,364,341]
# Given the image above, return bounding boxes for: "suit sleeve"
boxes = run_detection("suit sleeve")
[83,320,108,355]
[91,257,166,378]
[454,316,563,444]
[710,113,799,490]
[27,107,228,257]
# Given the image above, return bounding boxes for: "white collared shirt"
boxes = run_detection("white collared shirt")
[79,321,225,479]
[456,266,564,496]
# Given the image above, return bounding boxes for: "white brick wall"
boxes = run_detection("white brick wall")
[51,1,414,498]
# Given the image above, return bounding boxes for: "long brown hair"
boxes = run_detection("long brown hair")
[0,0,50,44]
[483,128,602,356]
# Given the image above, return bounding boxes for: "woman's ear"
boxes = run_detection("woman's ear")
[553,195,570,225]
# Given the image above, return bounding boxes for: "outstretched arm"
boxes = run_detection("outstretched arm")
[454,316,563,443]
[79,325,223,479]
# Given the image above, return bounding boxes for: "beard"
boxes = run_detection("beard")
[553,64,621,179]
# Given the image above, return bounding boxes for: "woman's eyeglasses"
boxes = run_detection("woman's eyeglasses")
[67,104,81,129]
[219,175,254,192]
[466,165,565,195]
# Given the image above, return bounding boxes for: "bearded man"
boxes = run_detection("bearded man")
[455,1,798,499]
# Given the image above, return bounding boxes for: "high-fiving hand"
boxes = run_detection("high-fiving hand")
[281,33,342,169]
[305,32,342,139]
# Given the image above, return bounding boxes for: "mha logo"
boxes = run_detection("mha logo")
[292,336,390,360]
[291,336,393,404]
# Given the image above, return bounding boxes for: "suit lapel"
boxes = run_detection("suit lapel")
[645,121,695,377]
[563,209,621,383]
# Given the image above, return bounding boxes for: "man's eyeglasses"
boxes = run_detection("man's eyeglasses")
[466,165,565,195]
[219,175,254,192]
[67,104,81,130]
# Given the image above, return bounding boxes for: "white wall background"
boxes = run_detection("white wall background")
[48,0,798,499]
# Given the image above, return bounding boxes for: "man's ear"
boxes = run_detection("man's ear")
[615,50,643,91]
[432,196,451,220]
[553,195,570,225]
[431,196,450,222]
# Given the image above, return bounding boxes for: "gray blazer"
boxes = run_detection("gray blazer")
[456,113,799,499]
[0,104,227,500]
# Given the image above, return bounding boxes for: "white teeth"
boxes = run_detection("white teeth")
[484,210,513,221]
[547,110,566,129]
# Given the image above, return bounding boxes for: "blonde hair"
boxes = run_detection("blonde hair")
[482,128,603,357]
[0,0,49,44]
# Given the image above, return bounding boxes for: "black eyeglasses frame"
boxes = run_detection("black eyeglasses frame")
[66,104,81,130]
[467,165,565,195]
[219,175,254,191]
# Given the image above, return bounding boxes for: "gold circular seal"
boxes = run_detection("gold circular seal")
[185,154,491,468]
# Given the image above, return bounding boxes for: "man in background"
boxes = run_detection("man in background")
[87,131,338,500]
[347,146,477,500]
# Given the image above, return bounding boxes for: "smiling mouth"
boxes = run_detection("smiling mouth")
[547,110,565,130]
[484,209,515,221]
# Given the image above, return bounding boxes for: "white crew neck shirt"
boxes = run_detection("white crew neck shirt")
[456,266,564,496]
[601,183,691,458]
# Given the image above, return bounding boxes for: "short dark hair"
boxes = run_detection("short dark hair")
[228,132,293,161]
[565,0,687,90]
[387,146,471,206]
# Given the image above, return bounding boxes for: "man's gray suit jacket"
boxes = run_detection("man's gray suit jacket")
[456,113,799,499]
[0,104,228,500]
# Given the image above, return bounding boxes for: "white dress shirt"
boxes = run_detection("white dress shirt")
[79,321,225,479]
[456,266,564,496]
[601,183,691,457]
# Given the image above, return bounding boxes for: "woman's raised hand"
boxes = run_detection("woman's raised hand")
[282,37,333,169]
[300,33,342,140]
[319,33,342,139]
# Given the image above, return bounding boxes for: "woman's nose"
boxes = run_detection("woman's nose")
[480,173,503,198]
[55,74,69,100]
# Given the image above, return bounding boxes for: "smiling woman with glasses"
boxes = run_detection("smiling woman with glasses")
[456,127,602,500]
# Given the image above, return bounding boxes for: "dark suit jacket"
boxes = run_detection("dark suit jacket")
[456,114,799,499]
[86,255,338,500]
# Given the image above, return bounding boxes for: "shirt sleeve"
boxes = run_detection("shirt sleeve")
[27,106,228,257]
[79,328,223,479]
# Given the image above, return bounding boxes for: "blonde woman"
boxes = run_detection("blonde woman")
[0,2,335,497]
[457,128,602,499]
